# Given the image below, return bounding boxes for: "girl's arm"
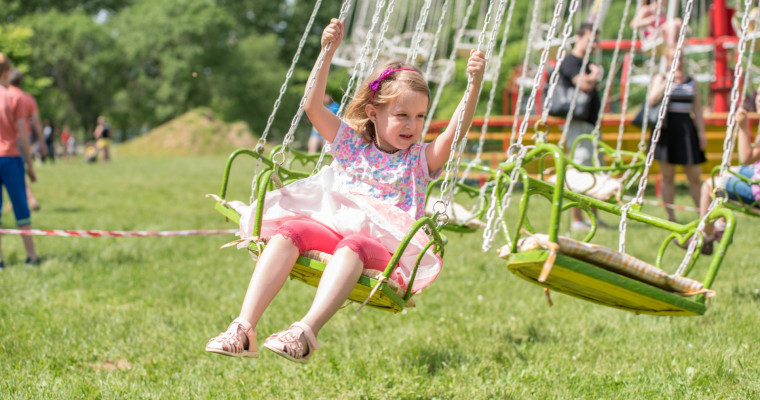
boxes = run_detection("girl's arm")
[303,18,343,143]
[426,50,486,172]
[736,108,760,164]
[692,82,707,150]
[648,73,666,105]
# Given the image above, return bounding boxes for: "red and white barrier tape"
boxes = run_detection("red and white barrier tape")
[621,195,698,212]
[0,229,238,237]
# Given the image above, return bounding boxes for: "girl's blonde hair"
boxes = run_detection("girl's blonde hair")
[344,61,430,143]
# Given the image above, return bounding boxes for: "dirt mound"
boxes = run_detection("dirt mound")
[117,108,258,157]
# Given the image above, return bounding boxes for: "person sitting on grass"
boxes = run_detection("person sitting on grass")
[205,18,486,363]
[688,106,760,255]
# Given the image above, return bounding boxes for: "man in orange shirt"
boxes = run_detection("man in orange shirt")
[0,54,40,268]
[8,69,46,211]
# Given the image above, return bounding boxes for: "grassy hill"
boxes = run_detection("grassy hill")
[116,108,259,157]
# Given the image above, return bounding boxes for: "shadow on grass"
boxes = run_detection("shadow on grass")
[408,346,465,376]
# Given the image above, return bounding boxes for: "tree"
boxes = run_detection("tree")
[112,0,236,127]
[23,10,125,135]
[211,33,300,137]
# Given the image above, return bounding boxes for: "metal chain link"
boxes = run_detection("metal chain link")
[406,0,434,65]
[618,0,694,253]
[595,0,633,135]
[424,0,452,80]
[616,0,644,164]
[421,0,477,137]
[248,0,324,203]
[460,0,516,183]
[559,0,608,148]
[676,0,754,275]
[483,0,568,250]
[363,0,399,87]
[434,0,497,230]
[539,0,581,127]
[510,0,542,143]
[271,1,354,168]
[312,0,389,175]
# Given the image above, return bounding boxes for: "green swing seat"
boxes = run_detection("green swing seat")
[496,144,736,316]
[212,148,447,313]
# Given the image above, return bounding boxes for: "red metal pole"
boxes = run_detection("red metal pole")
[711,0,731,112]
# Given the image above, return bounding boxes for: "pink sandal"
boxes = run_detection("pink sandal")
[263,321,319,364]
[205,317,259,358]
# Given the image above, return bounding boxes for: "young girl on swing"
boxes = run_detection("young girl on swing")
[206,18,486,363]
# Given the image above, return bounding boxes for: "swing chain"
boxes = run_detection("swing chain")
[510,0,542,143]
[435,0,496,230]
[422,0,477,137]
[406,0,434,66]
[365,0,399,86]
[616,0,644,164]
[272,1,353,168]
[595,0,633,135]
[619,0,695,252]
[461,0,515,184]
[313,0,391,175]
[540,0,581,126]
[484,0,566,250]
[424,0,452,80]
[559,0,606,148]
[248,0,324,204]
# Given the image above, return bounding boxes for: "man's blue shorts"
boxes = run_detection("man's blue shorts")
[0,157,31,226]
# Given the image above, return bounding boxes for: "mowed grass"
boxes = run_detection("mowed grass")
[1,154,760,399]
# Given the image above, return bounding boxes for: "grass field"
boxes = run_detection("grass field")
[1,154,759,399]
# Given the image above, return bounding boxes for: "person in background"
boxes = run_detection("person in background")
[60,125,69,160]
[307,94,339,154]
[42,119,55,163]
[65,126,77,160]
[647,46,706,223]
[7,69,43,211]
[0,54,40,268]
[92,115,111,162]
[84,141,97,163]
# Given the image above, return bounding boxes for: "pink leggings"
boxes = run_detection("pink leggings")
[275,220,392,272]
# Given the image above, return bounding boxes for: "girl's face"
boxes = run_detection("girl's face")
[367,89,429,151]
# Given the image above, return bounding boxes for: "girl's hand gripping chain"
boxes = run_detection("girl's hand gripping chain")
[322,18,344,51]
[467,49,486,85]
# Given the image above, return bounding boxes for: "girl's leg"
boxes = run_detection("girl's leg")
[659,161,677,222]
[683,164,703,210]
[301,234,391,335]
[239,220,341,327]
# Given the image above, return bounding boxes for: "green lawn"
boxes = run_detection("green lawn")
[1,154,759,399]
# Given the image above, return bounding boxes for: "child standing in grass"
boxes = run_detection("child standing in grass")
[206,18,486,363]
[0,54,40,268]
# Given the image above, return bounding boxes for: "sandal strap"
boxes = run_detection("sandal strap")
[231,317,256,345]
[291,321,319,351]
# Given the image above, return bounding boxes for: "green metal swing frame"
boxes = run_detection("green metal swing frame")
[214,148,447,313]
[497,143,736,316]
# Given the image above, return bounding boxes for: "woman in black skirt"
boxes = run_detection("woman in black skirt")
[647,46,707,222]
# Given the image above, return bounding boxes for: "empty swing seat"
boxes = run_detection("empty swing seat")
[498,234,712,316]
